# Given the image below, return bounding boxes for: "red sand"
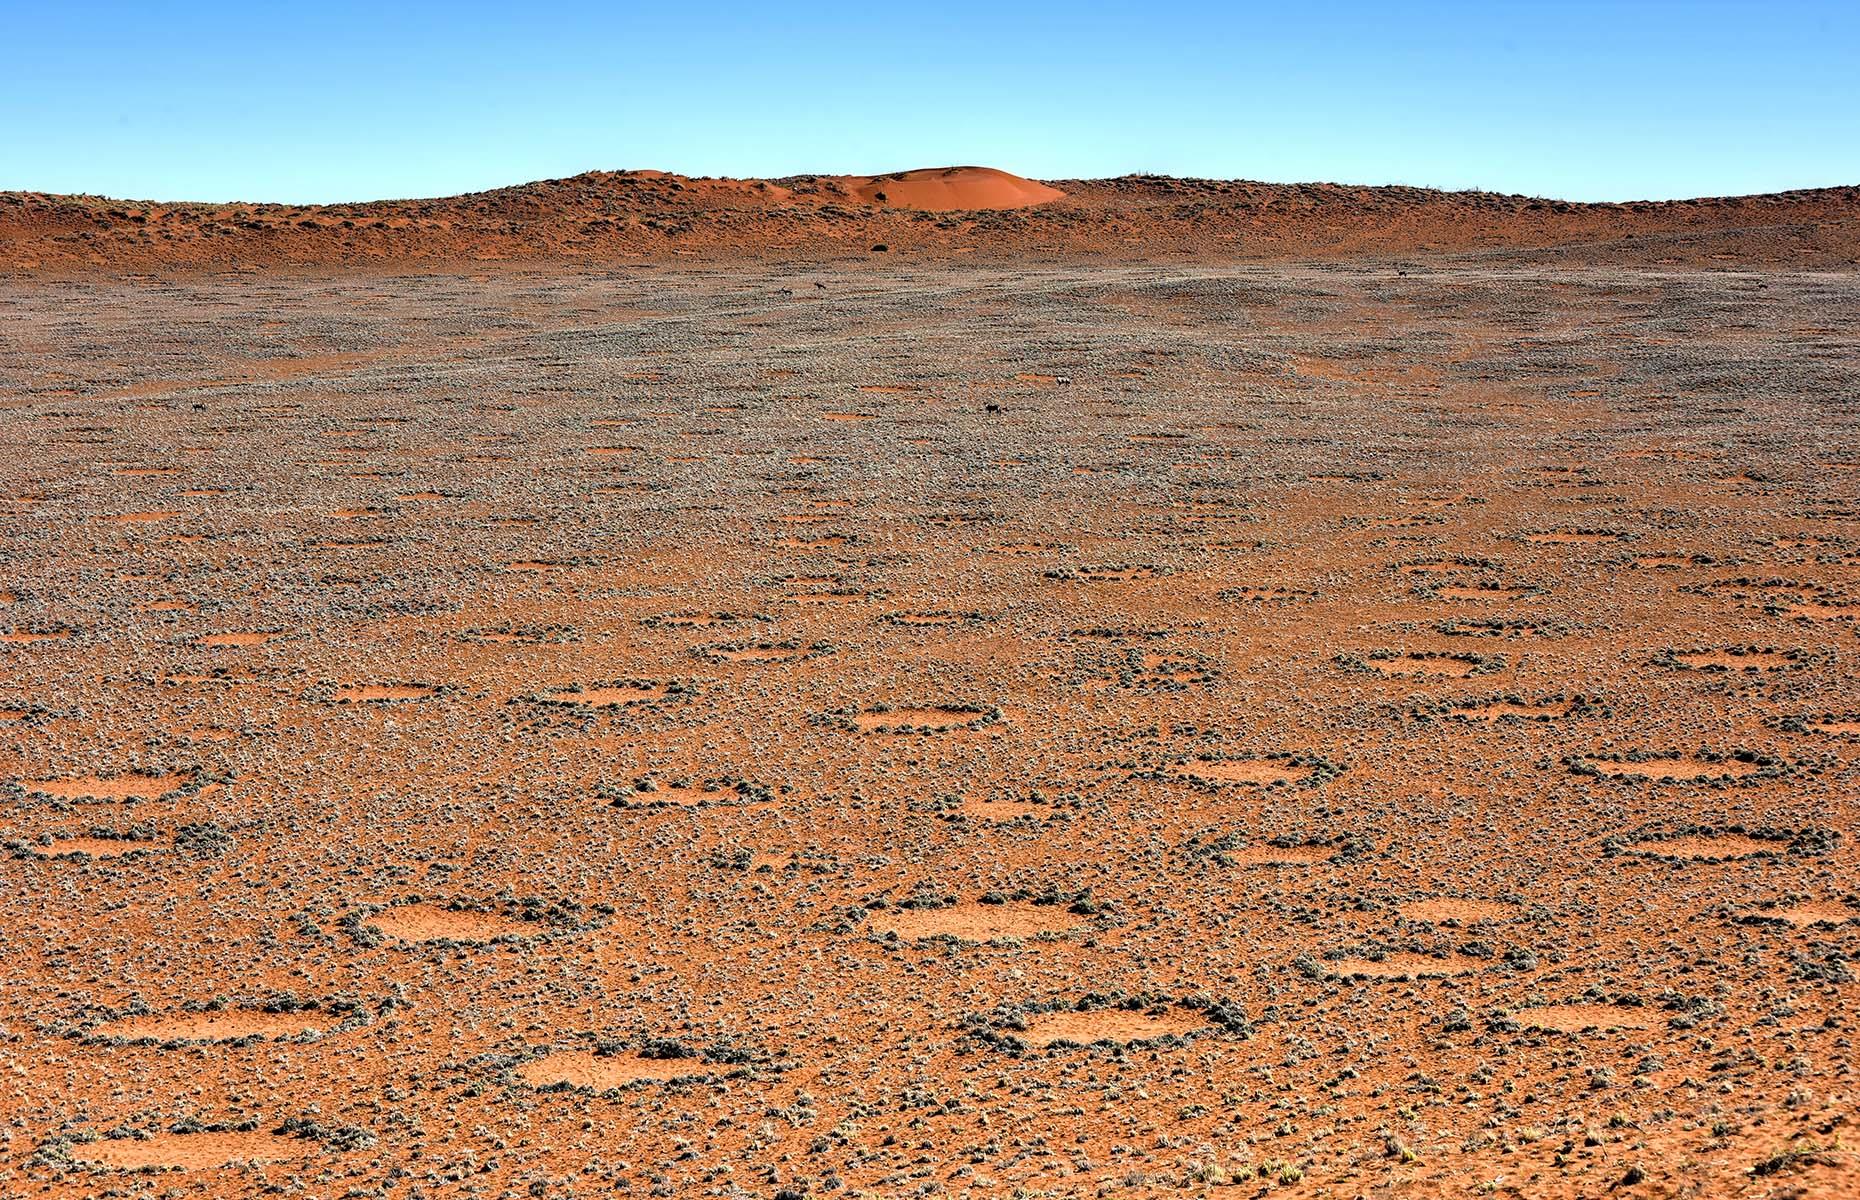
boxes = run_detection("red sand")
[4,164,1857,269]
[840,166,1066,211]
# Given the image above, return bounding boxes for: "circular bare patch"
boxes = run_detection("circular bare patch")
[823,704,1000,735]
[869,902,1086,941]
[516,1049,717,1089]
[69,1131,314,1170]
[196,631,278,647]
[16,773,191,802]
[1170,759,1310,786]
[1227,843,1337,866]
[1398,898,1515,923]
[32,835,158,859]
[1571,751,1782,784]
[1349,650,1500,678]
[0,627,76,644]
[362,903,540,944]
[1740,901,1858,928]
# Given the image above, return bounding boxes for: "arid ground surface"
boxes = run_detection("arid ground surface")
[2,254,1857,1199]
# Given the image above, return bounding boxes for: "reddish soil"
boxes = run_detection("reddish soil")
[3,165,1859,269]
[1,168,1856,1197]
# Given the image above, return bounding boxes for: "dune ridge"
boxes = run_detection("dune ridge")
[3,164,1858,269]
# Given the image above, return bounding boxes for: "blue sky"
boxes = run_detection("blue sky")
[4,2,1855,204]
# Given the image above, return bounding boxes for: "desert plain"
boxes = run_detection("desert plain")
[0,167,1857,1198]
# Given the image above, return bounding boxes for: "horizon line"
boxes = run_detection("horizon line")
[7,164,1856,211]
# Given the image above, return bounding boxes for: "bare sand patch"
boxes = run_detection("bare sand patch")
[1802,717,1860,735]
[847,166,1064,211]
[138,599,197,613]
[1753,901,1857,927]
[19,773,187,801]
[871,902,1085,941]
[41,837,154,858]
[1018,1008,1207,1048]
[365,903,538,943]
[198,631,275,647]
[1168,759,1313,787]
[956,797,1047,822]
[516,1049,715,1088]
[1,629,74,643]
[851,706,989,733]
[1327,952,1481,979]
[69,1131,313,1170]
[1518,1005,1650,1033]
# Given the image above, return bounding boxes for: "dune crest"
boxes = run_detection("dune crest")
[840,166,1065,212]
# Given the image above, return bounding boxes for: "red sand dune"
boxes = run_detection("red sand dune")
[839,166,1066,211]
